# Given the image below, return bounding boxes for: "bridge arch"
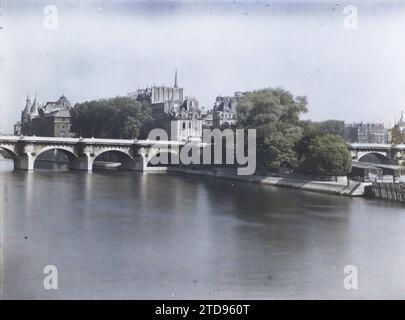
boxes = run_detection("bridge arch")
[358,152,393,165]
[33,146,78,169]
[0,146,19,169]
[92,149,136,170]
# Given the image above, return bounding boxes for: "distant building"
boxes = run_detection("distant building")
[389,111,405,144]
[346,122,388,144]
[14,122,22,136]
[201,109,214,128]
[15,94,73,137]
[178,97,201,120]
[213,92,245,127]
[171,119,203,143]
[395,111,405,132]
[128,71,203,142]
[128,70,185,119]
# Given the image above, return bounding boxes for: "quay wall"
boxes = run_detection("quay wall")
[166,167,367,197]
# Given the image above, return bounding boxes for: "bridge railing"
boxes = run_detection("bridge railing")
[349,143,405,151]
[0,135,187,146]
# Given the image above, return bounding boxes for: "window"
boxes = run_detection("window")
[182,122,186,129]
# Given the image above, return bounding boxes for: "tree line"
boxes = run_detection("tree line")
[234,88,351,176]
[70,97,153,139]
[70,89,352,176]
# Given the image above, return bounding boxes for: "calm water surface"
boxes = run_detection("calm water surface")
[1,159,405,299]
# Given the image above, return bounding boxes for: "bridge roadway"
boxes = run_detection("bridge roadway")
[0,135,186,171]
[350,143,405,150]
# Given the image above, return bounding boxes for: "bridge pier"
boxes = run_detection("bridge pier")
[14,153,35,171]
[70,154,93,171]
[133,153,148,171]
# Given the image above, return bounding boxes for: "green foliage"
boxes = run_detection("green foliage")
[235,88,351,175]
[297,133,352,176]
[138,113,173,139]
[317,120,346,138]
[70,97,152,139]
[295,120,321,157]
[237,88,307,128]
[236,87,307,171]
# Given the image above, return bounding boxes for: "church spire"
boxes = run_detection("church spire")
[23,94,31,115]
[174,69,178,88]
[30,92,38,115]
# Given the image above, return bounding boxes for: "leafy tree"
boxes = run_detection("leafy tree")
[70,97,152,139]
[297,133,352,176]
[295,120,321,156]
[236,87,308,171]
[317,120,346,138]
[138,113,173,139]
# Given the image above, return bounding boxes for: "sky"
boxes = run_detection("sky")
[1,0,405,132]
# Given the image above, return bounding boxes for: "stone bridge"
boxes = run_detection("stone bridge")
[0,135,185,171]
[349,143,405,165]
[3,137,403,171]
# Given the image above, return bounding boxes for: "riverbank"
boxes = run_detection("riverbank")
[0,157,368,196]
[166,167,368,197]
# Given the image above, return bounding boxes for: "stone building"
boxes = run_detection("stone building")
[388,111,405,143]
[128,70,185,119]
[212,92,245,127]
[178,97,200,120]
[346,122,388,144]
[201,109,214,128]
[14,94,73,137]
[128,71,203,142]
[171,119,203,143]
[395,111,405,132]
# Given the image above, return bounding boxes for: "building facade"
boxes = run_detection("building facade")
[212,92,245,127]
[389,111,405,144]
[395,111,405,132]
[14,94,73,137]
[128,71,203,142]
[346,122,388,144]
[178,97,200,120]
[128,71,185,119]
[171,119,203,143]
[201,109,214,128]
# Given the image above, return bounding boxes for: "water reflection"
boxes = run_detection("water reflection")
[1,159,405,299]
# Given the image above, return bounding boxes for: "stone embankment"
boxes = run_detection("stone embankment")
[167,167,368,197]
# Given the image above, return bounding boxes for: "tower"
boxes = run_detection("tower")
[22,94,31,122]
[29,92,38,116]
[174,69,178,88]
[395,111,404,126]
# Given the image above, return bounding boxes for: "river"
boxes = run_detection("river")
[0,159,405,299]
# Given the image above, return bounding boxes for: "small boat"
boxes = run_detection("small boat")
[92,161,121,170]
